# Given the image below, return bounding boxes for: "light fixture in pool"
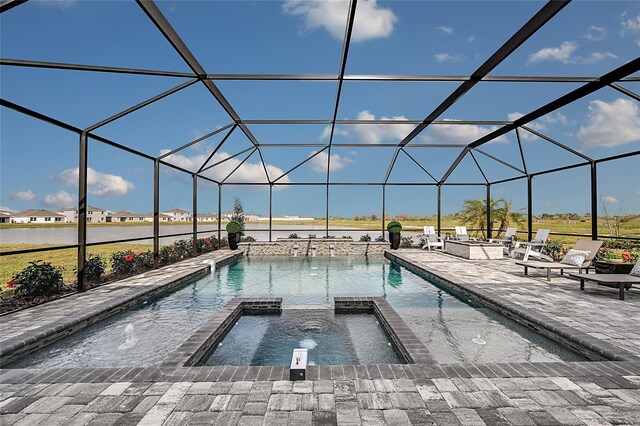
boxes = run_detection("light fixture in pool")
[299,338,318,350]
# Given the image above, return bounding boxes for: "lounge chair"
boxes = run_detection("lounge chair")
[489,227,517,255]
[515,239,603,281]
[423,226,436,235]
[455,226,475,241]
[568,260,639,300]
[421,233,444,251]
[513,229,551,261]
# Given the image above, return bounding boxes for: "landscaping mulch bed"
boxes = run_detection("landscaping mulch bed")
[0,276,116,316]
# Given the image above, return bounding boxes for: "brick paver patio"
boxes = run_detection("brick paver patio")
[1,249,639,425]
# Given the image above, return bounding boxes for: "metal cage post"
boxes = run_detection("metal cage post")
[527,176,533,241]
[77,132,88,292]
[192,174,198,255]
[381,185,386,239]
[486,184,492,239]
[153,159,160,268]
[269,184,273,242]
[437,184,442,237]
[591,162,598,240]
[217,184,222,244]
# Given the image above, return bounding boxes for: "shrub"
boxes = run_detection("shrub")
[386,221,402,233]
[400,236,414,248]
[226,221,242,234]
[308,234,316,239]
[288,233,299,239]
[544,240,565,261]
[133,251,154,272]
[341,235,353,239]
[159,245,174,265]
[13,261,63,296]
[80,254,106,283]
[359,234,372,242]
[375,235,386,242]
[196,236,218,253]
[240,236,256,242]
[322,235,336,239]
[111,250,136,277]
[173,239,192,260]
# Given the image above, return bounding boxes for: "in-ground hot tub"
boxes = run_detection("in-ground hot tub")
[445,240,504,260]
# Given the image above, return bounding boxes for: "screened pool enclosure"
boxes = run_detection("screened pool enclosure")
[1,0,639,290]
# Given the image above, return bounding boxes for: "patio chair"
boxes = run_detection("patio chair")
[455,226,475,240]
[489,227,517,255]
[515,239,604,281]
[568,260,640,300]
[512,229,551,261]
[421,233,444,251]
[423,225,436,235]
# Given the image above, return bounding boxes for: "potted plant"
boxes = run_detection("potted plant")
[386,221,402,250]
[226,221,242,250]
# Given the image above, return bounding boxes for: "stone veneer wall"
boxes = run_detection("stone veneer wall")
[238,239,389,256]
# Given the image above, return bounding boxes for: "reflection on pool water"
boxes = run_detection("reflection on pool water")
[7,256,586,369]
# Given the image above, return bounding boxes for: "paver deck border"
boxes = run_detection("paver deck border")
[0,251,243,366]
[385,250,640,363]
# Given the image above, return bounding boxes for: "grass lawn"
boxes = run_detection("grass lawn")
[0,243,154,289]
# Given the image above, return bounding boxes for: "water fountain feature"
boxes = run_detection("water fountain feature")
[118,324,138,350]
[292,244,299,257]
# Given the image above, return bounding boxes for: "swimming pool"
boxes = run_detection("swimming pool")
[7,256,585,368]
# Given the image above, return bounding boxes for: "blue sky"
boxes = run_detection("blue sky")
[1,0,639,220]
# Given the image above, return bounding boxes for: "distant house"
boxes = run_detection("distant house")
[106,211,145,222]
[58,206,109,223]
[161,208,191,222]
[0,210,14,223]
[196,213,218,222]
[220,211,259,221]
[11,209,66,224]
[141,213,173,223]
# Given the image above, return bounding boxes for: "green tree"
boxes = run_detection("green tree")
[231,197,246,236]
[457,198,524,239]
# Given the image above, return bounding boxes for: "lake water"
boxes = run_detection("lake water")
[0,224,422,246]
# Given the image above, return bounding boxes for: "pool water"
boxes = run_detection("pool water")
[204,310,402,366]
[7,256,586,368]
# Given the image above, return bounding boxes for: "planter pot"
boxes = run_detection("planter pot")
[593,260,634,275]
[228,233,241,250]
[389,232,401,250]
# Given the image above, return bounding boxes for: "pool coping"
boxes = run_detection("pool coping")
[0,251,243,367]
[385,250,640,363]
[162,297,284,368]
[164,296,435,370]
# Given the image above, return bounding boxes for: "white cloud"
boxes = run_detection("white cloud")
[54,167,135,198]
[159,150,291,184]
[603,196,619,204]
[308,151,352,172]
[0,206,16,212]
[436,26,453,35]
[434,53,465,63]
[283,0,397,42]
[43,191,75,208]
[528,41,578,64]
[577,98,640,148]
[320,111,414,144]
[580,51,618,63]
[10,190,36,202]
[38,0,76,9]
[422,120,509,144]
[467,35,476,43]
[620,13,640,36]
[584,26,606,41]
[509,111,572,141]
[319,126,349,141]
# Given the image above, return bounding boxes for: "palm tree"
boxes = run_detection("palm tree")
[493,199,525,238]
[457,198,524,239]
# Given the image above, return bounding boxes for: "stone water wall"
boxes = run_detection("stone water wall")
[238,239,389,256]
